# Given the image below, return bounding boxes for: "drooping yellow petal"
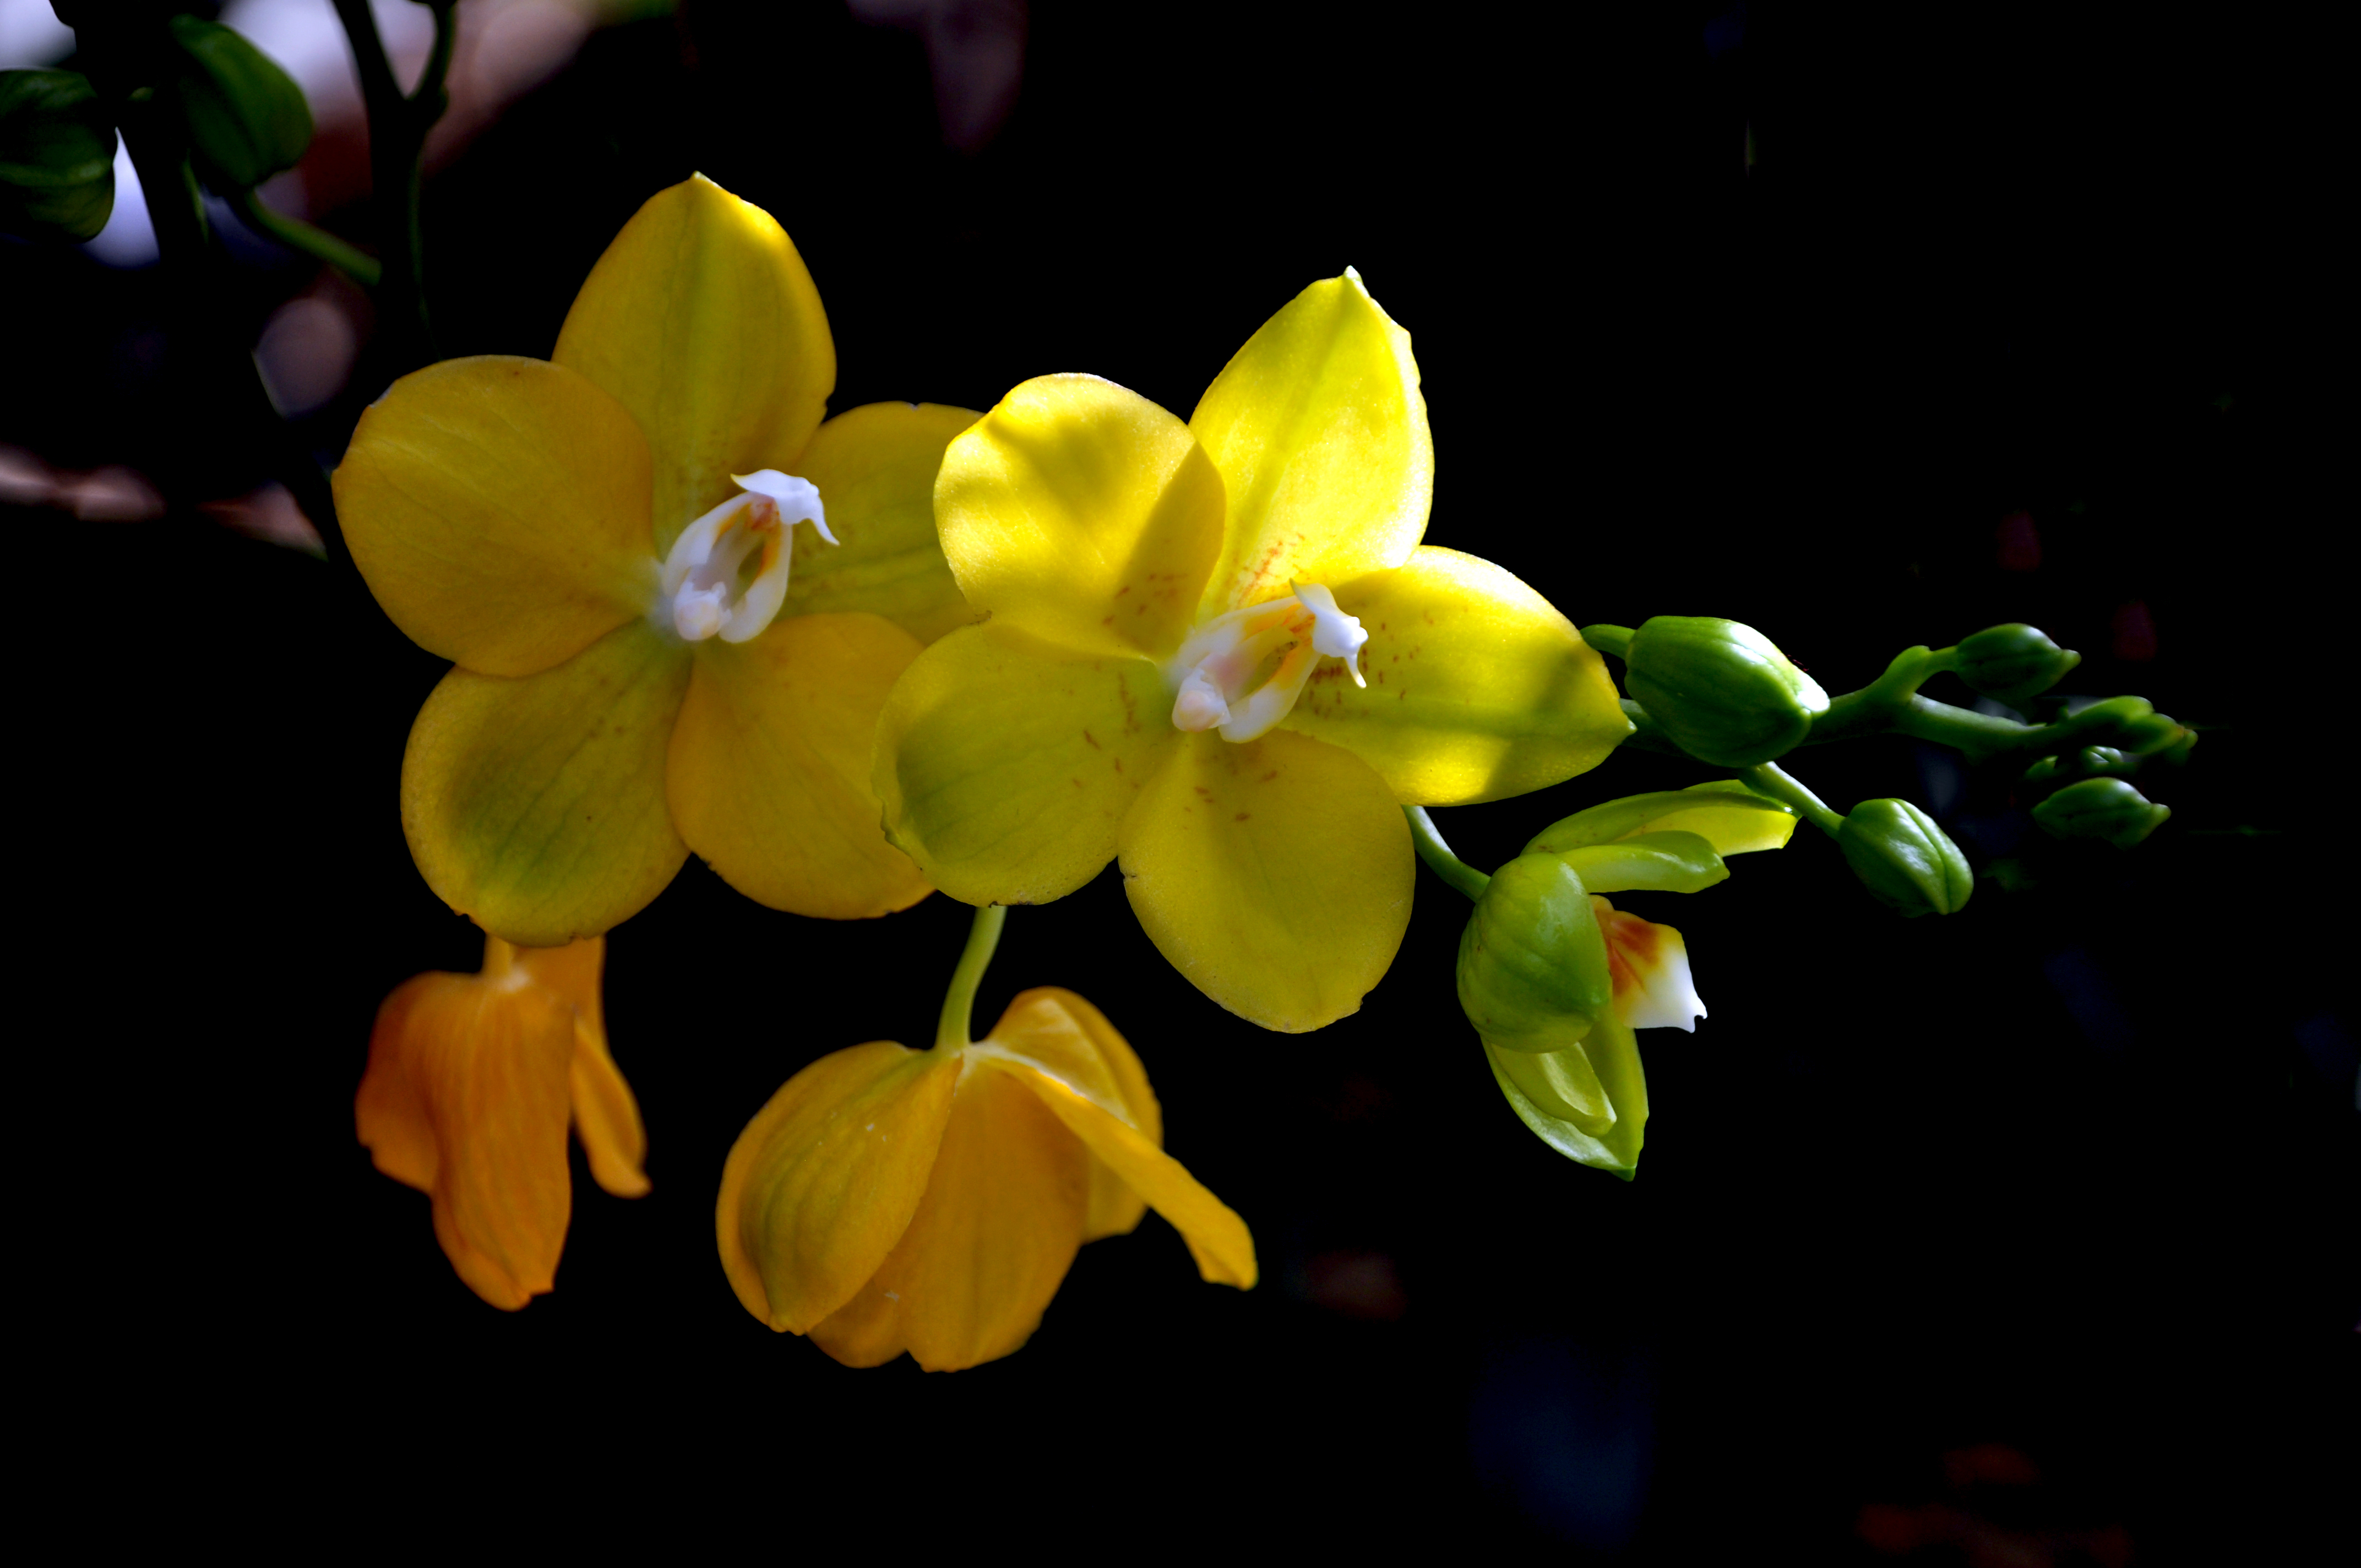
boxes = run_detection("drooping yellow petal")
[1189,269,1433,618]
[1284,546,1631,804]
[786,402,980,645]
[356,966,580,1309]
[809,1060,1089,1371]
[987,1053,1256,1289]
[334,356,656,677]
[402,620,693,948]
[1118,728,1413,1032]
[508,937,649,1198]
[1523,783,1799,859]
[984,988,1164,1240]
[874,621,1172,907]
[667,613,932,919]
[934,374,1225,659]
[716,1039,962,1333]
[552,175,835,553]
[1484,1008,1650,1177]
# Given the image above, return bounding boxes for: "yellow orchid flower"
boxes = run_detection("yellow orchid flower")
[873,270,1632,1032]
[357,934,646,1310]
[335,175,976,945]
[717,908,1255,1371]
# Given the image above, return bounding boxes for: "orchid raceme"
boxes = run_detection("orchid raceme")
[357,933,648,1310]
[335,175,977,944]
[717,908,1255,1371]
[1448,784,1799,1174]
[874,270,1632,1032]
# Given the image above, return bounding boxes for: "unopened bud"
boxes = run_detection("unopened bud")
[2032,777,2170,849]
[1624,616,1828,767]
[1955,623,2081,708]
[1836,798,1973,916]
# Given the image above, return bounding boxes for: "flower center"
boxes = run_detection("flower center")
[1163,581,1368,742]
[658,470,835,644]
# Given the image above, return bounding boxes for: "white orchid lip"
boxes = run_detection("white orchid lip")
[657,471,832,644]
[1163,580,1368,742]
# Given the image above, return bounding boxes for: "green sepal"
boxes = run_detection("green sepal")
[1624,616,1830,767]
[1456,853,1612,1052]
[168,15,312,190]
[0,70,117,242]
[1555,831,1728,895]
[1954,623,2081,708]
[2032,777,2171,849]
[1524,781,1796,858]
[1482,1012,1647,1177]
[1837,798,1973,916]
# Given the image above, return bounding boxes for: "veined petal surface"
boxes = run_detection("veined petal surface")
[335,356,655,676]
[553,175,835,554]
[787,402,979,645]
[1118,729,1412,1032]
[1285,547,1631,804]
[402,621,693,948]
[809,1061,1087,1371]
[668,613,932,919]
[1190,270,1432,617]
[717,1040,962,1334]
[874,622,1171,907]
[984,988,1163,1240]
[935,374,1223,658]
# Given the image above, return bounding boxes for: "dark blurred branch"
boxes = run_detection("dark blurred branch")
[331,0,455,371]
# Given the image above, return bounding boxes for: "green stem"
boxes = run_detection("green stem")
[935,903,1009,1050]
[1739,761,1847,838]
[1406,807,1491,900]
[230,187,382,287]
[330,0,456,367]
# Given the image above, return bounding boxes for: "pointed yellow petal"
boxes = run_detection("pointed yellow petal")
[986,988,1163,1240]
[986,1052,1256,1288]
[668,613,932,919]
[553,175,835,553]
[402,620,693,947]
[356,971,451,1193]
[1522,783,1800,858]
[786,402,980,645]
[1285,546,1631,804]
[506,937,648,1197]
[874,621,1172,907]
[1485,1010,1649,1175]
[934,374,1225,659]
[1190,270,1432,618]
[1118,728,1412,1032]
[809,1061,1088,1371]
[334,356,655,676]
[716,1040,962,1334]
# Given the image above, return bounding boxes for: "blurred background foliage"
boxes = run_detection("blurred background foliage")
[9,1,2348,1557]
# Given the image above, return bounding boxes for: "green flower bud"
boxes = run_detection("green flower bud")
[2032,777,2171,848]
[2054,695,2189,758]
[0,70,117,243]
[1836,798,1973,916]
[1954,623,2081,707]
[1455,852,1611,1053]
[169,15,312,191]
[1624,616,1829,767]
[2022,747,2131,790]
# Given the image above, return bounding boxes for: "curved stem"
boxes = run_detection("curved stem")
[230,187,383,287]
[1406,807,1491,900]
[935,903,1009,1050]
[330,0,457,368]
[1739,761,1847,838]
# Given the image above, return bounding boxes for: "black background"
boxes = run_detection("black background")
[16,2,2351,1556]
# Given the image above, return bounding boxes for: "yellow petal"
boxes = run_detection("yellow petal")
[1118,728,1412,1032]
[935,374,1225,658]
[402,620,693,948]
[986,1052,1256,1288]
[786,402,980,645]
[1285,546,1631,804]
[716,1039,962,1333]
[809,1059,1088,1371]
[334,356,655,677]
[553,175,835,554]
[1190,269,1432,618]
[357,965,579,1308]
[1522,782,1800,858]
[508,937,649,1197]
[667,613,932,919]
[1484,1009,1650,1176]
[874,621,1172,907]
[985,988,1164,1240]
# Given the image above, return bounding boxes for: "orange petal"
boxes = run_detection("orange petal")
[355,971,451,1193]
[809,1060,1089,1371]
[716,1041,962,1334]
[986,988,1162,1240]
